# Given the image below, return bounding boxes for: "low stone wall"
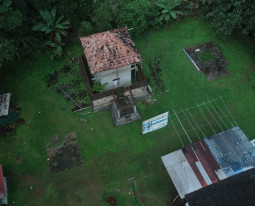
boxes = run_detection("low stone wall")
[92,85,150,113]
[125,85,147,96]
[92,95,115,112]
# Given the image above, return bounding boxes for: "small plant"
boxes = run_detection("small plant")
[14,150,24,159]
[74,189,86,202]
[50,162,58,167]
[115,87,125,98]
[92,81,108,93]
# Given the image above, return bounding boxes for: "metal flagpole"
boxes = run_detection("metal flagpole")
[129,177,138,205]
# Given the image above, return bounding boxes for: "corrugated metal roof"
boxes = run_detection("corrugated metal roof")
[204,127,255,177]
[161,150,202,198]
[161,127,255,199]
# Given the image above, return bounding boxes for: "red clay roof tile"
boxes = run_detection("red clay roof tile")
[80,27,142,74]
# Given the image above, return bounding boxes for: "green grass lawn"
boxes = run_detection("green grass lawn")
[197,50,216,62]
[0,16,255,206]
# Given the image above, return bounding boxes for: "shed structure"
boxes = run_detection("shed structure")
[162,127,255,200]
[161,99,255,205]
[80,27,142,90]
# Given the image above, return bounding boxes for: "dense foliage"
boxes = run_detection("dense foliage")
[0,0,23,66]
[116,0,152,36]
[1,0,255,67]
[28,0,94,29]
[91,2,115,33]
[209,0,255,42]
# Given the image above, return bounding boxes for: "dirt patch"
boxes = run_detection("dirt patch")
[105,196,117,205]
[81,180,89,185]
[185,42,231,81]
[46,132,82,172]
[34,188,42,195]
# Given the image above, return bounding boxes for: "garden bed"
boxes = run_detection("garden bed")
[46,132,82,172]
[44,60,90,112]
[184,42,231,81]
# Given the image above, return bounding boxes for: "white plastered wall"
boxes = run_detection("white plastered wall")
[93,64,138,90]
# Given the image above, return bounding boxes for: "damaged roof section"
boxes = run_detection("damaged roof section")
[80,27,142,74]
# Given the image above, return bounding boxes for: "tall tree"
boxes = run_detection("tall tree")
[116,0,151,36]
[0,0,23,67]
[209,0,255,40]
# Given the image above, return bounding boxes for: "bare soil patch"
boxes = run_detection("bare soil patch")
[105,196,117,205]
[46,132,82,172]
[185,42,231,81]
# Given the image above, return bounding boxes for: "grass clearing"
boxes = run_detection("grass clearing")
[197,50,216,62]
[0,16,255,205]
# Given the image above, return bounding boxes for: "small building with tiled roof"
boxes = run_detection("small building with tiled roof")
[80,27,142,90]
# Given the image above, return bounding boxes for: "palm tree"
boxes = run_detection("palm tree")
[157,0,188,26]
[32,7,70,56]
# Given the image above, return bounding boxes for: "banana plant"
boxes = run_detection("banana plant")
[157,0,189,26]
[32,6,70,57]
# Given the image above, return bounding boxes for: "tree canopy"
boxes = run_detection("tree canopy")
[0,0,255,68]
[209,0,255,41]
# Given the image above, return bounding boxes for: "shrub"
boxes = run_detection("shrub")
[92,81,108,93]
[32,7,70,57]
[78,21,94,36]
[29,0,94,30]
[156,0,189,27]
[91,2,114,32]
[116,0,151,36]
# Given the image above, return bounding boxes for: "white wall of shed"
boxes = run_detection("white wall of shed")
[93,64,138,90]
